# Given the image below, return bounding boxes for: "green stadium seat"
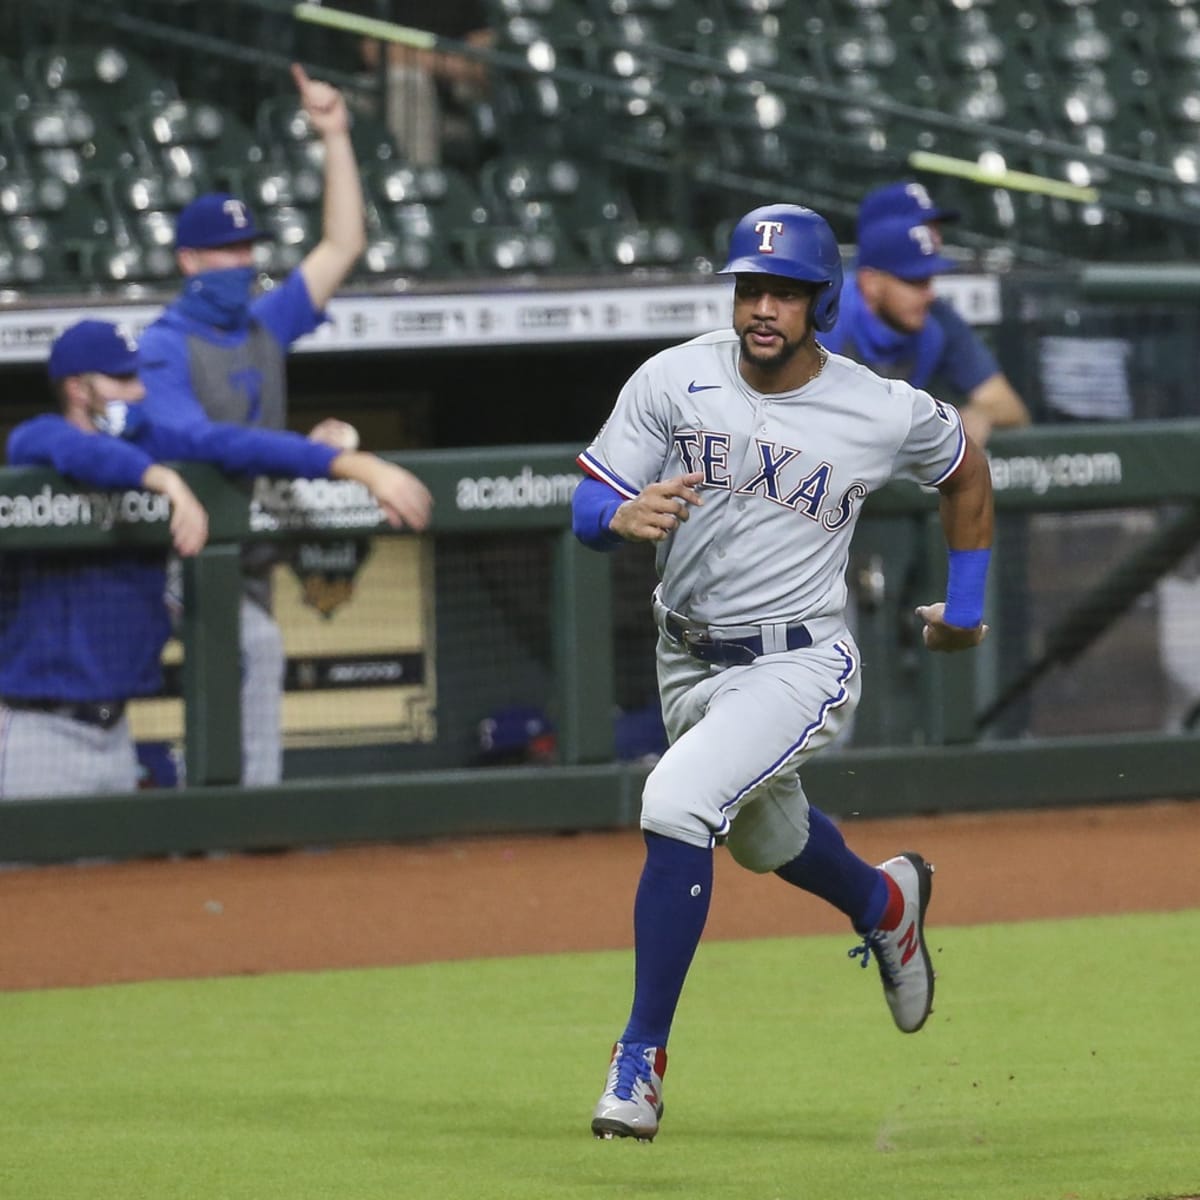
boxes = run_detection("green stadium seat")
[24,44,176,114]
[11,99,97,185]
[258,205,319,274]
[579,220,709,273]
[486,0,596,52]
[356,194,462,279]
[0,56,32,115]
[369,162,490,238]
[456,223,578,273]
[1,215,65,290]
[478,152,595,229]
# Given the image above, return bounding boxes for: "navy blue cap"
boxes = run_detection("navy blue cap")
[856,217,959,281]
[858,181,960,235]
[174,192,269,249]
[48,320,140,380]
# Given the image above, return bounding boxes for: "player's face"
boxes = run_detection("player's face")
[732,274,817,370]
[83,371,146,414]
[177,241,257,276]
[862,270,936,336]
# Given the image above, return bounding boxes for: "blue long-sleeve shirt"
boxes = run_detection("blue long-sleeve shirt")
[138,269,323,430]
[1,409,339,702]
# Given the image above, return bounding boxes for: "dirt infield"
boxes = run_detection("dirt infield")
[2,799,1198,992]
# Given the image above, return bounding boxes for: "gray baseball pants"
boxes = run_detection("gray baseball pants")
[643,630,861,871]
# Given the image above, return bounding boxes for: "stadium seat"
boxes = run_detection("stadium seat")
[456,223,578,273]
[24,44,176,113]
[485,0,596,52]
[0,56,32,117]
[4,80,97,179]
[580,219,709,273]
[257,204,319,274]
[356,194,461,279]
[478,152,598,230]
[0,215,63,290]
[370,161,490,249]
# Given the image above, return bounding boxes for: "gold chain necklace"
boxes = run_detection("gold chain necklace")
[801,346,828,388]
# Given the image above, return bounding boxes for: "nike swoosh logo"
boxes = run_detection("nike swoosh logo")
[688,381,720,393]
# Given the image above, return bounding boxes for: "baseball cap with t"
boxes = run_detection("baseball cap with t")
[857,181,960,235]
[47,320,140,380]
[856,216,959,281]
[174,192,270,249]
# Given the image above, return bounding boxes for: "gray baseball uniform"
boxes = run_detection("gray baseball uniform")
[0,707,139,799]
[580,329,965,867]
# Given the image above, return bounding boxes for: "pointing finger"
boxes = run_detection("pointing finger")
[290,62,310,91]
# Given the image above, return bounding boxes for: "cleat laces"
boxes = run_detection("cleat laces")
[610,1044,654,1101]
[849,933,897,985]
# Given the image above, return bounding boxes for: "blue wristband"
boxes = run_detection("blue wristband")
[943,548,990,628]
[572,476,625,550]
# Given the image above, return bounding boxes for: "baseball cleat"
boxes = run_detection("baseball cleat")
[849,852,935,1033]
[591,1041,667,1141]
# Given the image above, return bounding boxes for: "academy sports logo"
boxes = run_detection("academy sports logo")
[687,381,720,393]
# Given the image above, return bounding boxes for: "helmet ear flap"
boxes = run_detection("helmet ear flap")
[811,274,842,332]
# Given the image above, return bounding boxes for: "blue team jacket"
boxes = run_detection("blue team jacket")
[1,410,338,702]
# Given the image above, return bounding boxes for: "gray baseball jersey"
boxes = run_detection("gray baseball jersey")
[580,329,966,627]
[580,329,966,860]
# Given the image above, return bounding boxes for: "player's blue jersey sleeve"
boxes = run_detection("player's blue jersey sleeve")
[137,321,211,428]
[140,422,339,478]
[890,380,967,486]
[578,364,672,497]
[931,299,999,395]
[251,268,326,348]
[6,415,154,489]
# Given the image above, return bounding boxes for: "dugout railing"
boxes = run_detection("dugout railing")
[1,423,1199,862]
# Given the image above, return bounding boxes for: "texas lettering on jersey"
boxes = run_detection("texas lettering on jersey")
[671,430,862,530]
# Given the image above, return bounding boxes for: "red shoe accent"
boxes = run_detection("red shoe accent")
[877,871,905,931]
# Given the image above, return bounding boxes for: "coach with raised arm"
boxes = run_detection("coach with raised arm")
[137,62,368,787]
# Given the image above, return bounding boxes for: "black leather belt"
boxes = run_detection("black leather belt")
[663,613,813,666]
[1,697,127,730]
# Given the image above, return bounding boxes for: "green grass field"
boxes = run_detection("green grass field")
[2,911,1196,1200]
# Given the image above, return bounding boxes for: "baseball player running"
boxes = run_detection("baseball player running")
[572,204,994,1141]
[0,320,431,800]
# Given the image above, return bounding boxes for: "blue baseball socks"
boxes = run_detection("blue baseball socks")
[774,806,902,933]
[620,831,713,1048]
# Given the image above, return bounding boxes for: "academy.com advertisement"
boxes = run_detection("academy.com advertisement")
[0,484,170,530]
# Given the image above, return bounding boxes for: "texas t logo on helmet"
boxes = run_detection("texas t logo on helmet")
[754,220,785,252]
[719,204,845,331]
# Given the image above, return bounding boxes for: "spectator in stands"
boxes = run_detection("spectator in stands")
[137,62,369,787]
[822,181,1030,447]
[344,0,493,164]
[0,320,432,801]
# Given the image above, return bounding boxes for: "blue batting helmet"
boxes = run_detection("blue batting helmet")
[719,204,844,331]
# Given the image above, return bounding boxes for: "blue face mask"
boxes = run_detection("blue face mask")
[177,265,257,330]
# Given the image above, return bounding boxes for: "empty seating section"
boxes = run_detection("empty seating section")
[5,1,1200,295]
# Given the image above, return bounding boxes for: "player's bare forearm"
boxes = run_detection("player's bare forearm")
[294,63,366,307]
[141,464,209,557]
[609,472,704,543]
[918,439,994,651]
[331,452,433,530]
[936,438,993,551]
[968,373,1031,431]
